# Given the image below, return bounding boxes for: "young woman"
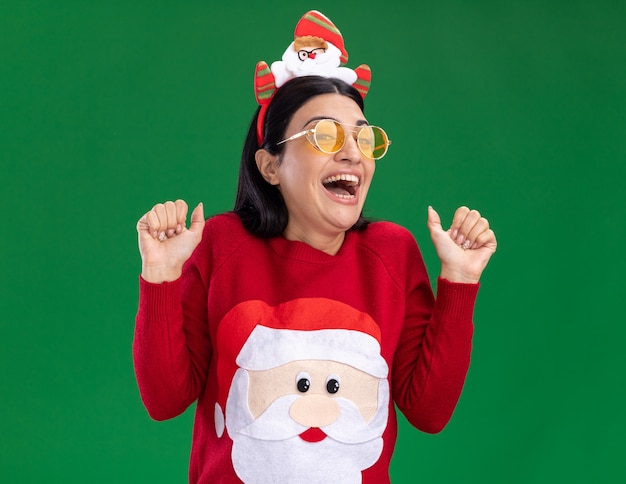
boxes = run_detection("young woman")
[134,13,496,484]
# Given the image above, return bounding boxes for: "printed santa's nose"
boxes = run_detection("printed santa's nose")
[308,52,316,59]
[289,394,340,428]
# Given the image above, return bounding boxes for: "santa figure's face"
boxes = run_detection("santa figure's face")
[224,349,389,483]
[246,359,383,438]
[282,35,342,74]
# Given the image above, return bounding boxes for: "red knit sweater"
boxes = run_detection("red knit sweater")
[134,213,478,483]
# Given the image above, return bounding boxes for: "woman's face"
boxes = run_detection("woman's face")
[270,93,376,243]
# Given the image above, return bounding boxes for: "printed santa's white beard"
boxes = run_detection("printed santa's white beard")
[225,369,388,483]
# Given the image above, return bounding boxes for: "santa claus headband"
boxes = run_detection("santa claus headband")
[254,10,372,145]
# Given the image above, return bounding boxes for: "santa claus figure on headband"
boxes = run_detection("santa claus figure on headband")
[270,10,358,87]
[254,10,372,130]
[214,298,390,483]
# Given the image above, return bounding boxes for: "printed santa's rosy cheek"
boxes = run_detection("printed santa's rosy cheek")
[246,364,300,419]
[328,365,380,423]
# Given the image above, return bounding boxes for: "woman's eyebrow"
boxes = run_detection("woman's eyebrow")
[301,116,370,129]
[301,116,329,128]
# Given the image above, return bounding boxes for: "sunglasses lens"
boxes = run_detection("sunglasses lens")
[312,120,345,153]
[306,120,389,159]
[358,126,389,159]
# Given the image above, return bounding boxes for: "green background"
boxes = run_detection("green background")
[1,1,624,482]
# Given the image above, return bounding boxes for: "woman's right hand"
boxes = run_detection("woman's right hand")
[136,200,205,283]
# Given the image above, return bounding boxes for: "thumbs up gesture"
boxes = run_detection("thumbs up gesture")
[136,200,205,283]
[427,206,497,284]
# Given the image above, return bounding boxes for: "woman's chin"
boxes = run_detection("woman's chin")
[326,209,362,232]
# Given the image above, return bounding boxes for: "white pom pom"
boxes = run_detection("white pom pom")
[214,402,225,438]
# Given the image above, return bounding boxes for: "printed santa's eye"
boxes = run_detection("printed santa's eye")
[296,372,311,393]
[325,375,341,394]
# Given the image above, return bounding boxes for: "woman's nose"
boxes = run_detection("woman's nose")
[335,132,362,163]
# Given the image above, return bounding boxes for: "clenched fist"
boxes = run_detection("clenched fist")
[137,200,205,283]
[427,206,497,283]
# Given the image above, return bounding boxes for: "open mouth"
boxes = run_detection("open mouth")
[322,174,360,200]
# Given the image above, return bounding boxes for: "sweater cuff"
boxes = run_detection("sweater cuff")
[433,277,480,322]
[138,275,183,324]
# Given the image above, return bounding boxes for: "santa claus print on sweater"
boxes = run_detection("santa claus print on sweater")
[213,298,390,484]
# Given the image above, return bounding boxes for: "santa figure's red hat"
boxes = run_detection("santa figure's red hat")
[294,10,349,65]
[213,298,388,438]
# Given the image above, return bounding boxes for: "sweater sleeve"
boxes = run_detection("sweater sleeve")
[133,260,212,421]
[392,241,478,433]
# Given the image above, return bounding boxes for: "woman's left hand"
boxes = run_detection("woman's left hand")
[427,206,497,283]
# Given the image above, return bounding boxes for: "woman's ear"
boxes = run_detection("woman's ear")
[255,149,280,185]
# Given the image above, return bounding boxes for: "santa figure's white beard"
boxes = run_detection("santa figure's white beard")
[225,370,388,483]
[271,42,358,87]
[284,43,340,72]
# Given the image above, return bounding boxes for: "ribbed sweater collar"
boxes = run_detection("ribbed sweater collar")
[268,230,357,263]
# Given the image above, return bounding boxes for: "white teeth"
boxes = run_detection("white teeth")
[322,174,360,185]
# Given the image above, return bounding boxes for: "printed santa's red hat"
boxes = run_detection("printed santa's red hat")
[213,298,388,438]
[294,10,349,65]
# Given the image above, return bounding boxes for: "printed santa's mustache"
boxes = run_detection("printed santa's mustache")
[234,392,387,444]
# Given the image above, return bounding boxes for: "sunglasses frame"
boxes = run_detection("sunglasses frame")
[276,119,391,160]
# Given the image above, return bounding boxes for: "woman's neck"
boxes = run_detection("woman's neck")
[282,225,346,256]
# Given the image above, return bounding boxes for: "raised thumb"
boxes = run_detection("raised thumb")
[427,206,444,235]
[189,203,205,234]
